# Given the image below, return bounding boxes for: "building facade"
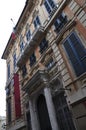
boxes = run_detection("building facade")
[2,0,86,130]
[0,116,6,130]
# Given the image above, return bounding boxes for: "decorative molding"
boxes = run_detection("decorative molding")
[40,0,44,5]
[32,9,39,20]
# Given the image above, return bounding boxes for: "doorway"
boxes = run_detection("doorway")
[37,95,52,130]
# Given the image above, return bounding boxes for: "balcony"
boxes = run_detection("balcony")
[44,0,70,31]
[22,69,49,94]
[17,26,45,67]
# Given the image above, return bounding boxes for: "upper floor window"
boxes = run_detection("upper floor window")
[63,32,86,77]
[22,65,27,77]
[44,0,56,14]
[54,12,67,33]
[26,29,31,41]
[7,63,10,79]
[13,53,16,70]
[20,41,24,53]
[45,58,55,70]
[34,16,41,29]
[6,87,10,96]
[39,38,48,54]
[30,52,36,67]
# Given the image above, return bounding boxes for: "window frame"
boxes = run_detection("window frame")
[44,0,56,14]
[20,41,24,53]
[33,16,41,29]
[21,65,27,77]
[54,12,68,33]
[26,29,31,41]
[39,38,48,54]
[29,52,36,67]
[45,57,55,70]
[63,31,86,77]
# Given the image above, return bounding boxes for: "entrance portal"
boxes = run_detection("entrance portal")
[37,95,52,130]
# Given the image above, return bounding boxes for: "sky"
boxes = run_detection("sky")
[0,0,26,116]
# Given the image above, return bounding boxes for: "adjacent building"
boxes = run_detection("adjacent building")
[2,0,86,130]
[0,116,6,130]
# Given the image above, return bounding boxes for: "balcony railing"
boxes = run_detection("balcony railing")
[17,26,45,67]
[44,0,70,31]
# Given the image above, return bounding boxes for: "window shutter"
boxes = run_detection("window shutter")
[48,0,55,9]
[69,33,86,69]
[44,1,52,14]
[63,32,86,76]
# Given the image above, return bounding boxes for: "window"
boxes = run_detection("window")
[63,32,86,77]
[6,87,10,96]
[54,12,67,33]
[26,29,31,41]
[7,63,10,79]
[39,38,48,54]
[30,53,36,67]
[13,53,16,70]
[34,16,41,29]
[20,41,24,53]
[22,65,27,77]
[45,58,55,70]
[44,0,56,14]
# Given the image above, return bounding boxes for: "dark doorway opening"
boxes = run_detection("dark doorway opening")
[37,94,52,130]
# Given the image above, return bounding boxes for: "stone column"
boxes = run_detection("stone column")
[29,100,39,130]
[44,87,59,130]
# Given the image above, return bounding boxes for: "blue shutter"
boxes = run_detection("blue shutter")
[34,16,40,29]
[26,30,31,41]
[44,0,55,14]
[63,32,86,76]
[48,0,55,8]
[69,33,86,69]
[20,42,24,52]
[34,20,37,28]
[44,1,52,14]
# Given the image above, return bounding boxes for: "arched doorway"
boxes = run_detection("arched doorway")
[37,95,52,130]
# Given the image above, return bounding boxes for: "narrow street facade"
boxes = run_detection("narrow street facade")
[2,0,86,130]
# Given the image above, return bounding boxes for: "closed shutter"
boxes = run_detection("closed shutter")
[63,32,86,76]
[44,1,51,14]
[69,33,86,69]
[48,0,55,9]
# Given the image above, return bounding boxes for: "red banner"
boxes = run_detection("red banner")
[14,73,21,118]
